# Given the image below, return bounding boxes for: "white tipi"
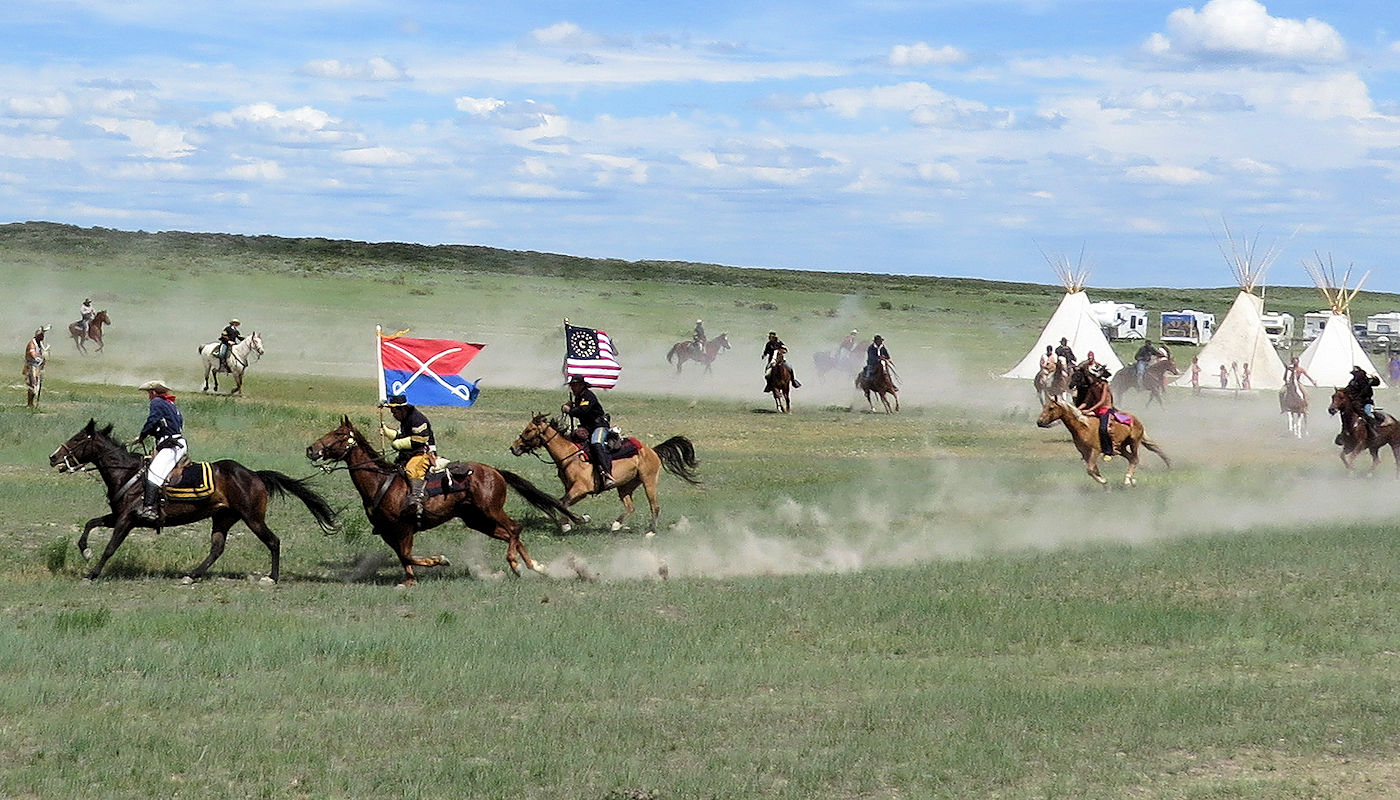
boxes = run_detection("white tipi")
[1296,254,1385,388]
[1171,224,1288,391]
[1002,250,1123,379]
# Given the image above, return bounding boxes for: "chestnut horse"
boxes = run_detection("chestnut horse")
[509,414,700,536]
[307,416,579,585]
[1327,389,1400,477]
[49,419,337,582]
[767,352,795,413]
[856,361,899,413]
[1109,350,1179,409]
[69,309,111,353]
[666,333,730,374]
[1036,399,1170,486]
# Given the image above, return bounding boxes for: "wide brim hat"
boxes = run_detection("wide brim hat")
[380,394,411,407]
[138,380,171,393]
[229,319,241,325]
[565,374,589,386]
[873,335,884,342]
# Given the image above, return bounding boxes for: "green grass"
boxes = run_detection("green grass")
[5,223,1400,798]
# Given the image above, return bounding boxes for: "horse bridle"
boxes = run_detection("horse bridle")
[516,420,586,466]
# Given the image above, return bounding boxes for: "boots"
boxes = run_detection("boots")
[135,482,161,520]
[589,443,616,490]
[406,478,426,518]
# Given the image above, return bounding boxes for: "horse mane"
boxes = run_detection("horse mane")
[84,420,142,466]
[342,418,392,467]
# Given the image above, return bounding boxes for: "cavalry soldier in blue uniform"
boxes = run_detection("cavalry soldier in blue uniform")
[380,394,436,517]
[217,319,244,372]
[133,380,188,520]
[563,374,616,490]
[861,334,891,383]
[761,331,800,392]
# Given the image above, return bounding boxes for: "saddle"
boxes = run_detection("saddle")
[423,461,474,498]
[162,460,215,500]
[577,437,643,462]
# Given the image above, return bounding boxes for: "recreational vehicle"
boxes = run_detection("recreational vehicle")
[1089,301,1149,340]
[1301,311,1331,342]
[1259,312,1294,349]
[1366,312,1400,352]
[1159,310,1214,346]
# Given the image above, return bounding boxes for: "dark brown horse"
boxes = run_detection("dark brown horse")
[666,332,730,374]
[49,419,337,582]
[855,361,899,413]
[1327,389,1400,477]
[69,309,111,353]
[767,352,795,413]
[509,414,700,535]
[1037,399,1170,486]
[306,416,580,585]
[1109,350,1179,408]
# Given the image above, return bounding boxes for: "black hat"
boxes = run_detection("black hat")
[566,374,589,386]
[381,394,411,408]
[873,335,884,342]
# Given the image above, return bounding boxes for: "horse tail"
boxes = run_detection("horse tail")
[499,469,583,525]
[653,436,702,485]
[255,470,340,533]
[1139,438,1171,469]
[666,343,679,364]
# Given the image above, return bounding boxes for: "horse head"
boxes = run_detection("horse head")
[509,413,553,456]
[1327,388,1351,417]
[306,415,359,463]
[1036,400,1064,428]
[249,331,265,355]
[50,419,118,472]
[715,333,730,351]
[96,310,111,325]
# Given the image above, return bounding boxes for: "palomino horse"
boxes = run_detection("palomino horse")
[1327,389,1400,477]
[1036,399,1170,486]
[50,419,338,582]
[766,351,796,413]
[1109,351,1179,409]
[856,361,900,413]
[198,332,264,395]
[69,309,111,353]
[307,416,579,585]
[1034,360,1071,405]
[666,332,731,374]
[509,414,700,536]
[1279,380,1309,438]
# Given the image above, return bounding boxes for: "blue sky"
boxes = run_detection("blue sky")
[4,0,1400,290]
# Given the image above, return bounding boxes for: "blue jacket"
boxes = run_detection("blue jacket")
[140,396,185,449]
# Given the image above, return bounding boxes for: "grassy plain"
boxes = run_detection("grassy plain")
[5,224,1400,798]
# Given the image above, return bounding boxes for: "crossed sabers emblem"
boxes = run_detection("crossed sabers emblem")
[384,341,475,401]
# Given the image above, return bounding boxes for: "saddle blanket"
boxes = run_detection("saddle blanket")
[579,437,643,462]
[425,461,474,498]
[1110,410,1135,425]
[163,462,215,500]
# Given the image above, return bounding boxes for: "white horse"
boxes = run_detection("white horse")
[199,332,264,395]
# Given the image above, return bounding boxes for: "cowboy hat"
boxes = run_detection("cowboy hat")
[138,380,171,393]
[379,394,411,408]
[229,318,241,325]
[565,374,589,386]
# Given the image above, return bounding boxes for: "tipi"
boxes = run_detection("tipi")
[1296,254,1385,388]
[1002,250,1123,379]
[1171,224,1288,391]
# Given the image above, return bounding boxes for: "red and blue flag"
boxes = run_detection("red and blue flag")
[378,332,483,407]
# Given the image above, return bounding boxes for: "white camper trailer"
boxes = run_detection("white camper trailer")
[1259,312,1294,349]
[1089,301,1149,340]
[1160,310,1215,345]
[1301,311,1331,342]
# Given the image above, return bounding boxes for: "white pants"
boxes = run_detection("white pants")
[148,440,188,486]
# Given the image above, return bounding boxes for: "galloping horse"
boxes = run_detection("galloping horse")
[1034,360,1071,405]
[509,414,700,536]
[855,361,900,413]
[199,332,264,395]
[69,309,111,353]
[1036,399,1170,486]
[49,419,337,582]
[307,416,579,585]
[1279,379,1309,438]
[1110,350,1179,409]
[813,348,858,377]
[767,352,795,413]
[666,332,731,374]
[1327,389,1400,477]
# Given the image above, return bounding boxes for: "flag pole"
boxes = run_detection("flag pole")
[375,325,387,451]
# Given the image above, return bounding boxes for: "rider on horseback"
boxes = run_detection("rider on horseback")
[1075,361,1116,459]
[217,319,244,372]
[1054,337,1076,368]
[563,374,616,490]
[79,298,95,337]
[380,394,436,517]
[860,335,891,383]
[692,320,707,347]
[1343,365,1382,439]
[1133,340,1166,389]
[132,380,187,520]
[762,332,800,391]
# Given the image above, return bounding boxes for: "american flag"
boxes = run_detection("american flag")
[564,323,622,388]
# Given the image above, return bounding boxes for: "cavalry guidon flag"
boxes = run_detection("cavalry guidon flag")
[378,330,483,407]
[564,323,622,388]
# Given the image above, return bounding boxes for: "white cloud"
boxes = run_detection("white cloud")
[300,57,407,81]
[226,157,285,181]
[1125,164,1213,184]
[205,103,355,144]
[917,162,960,183]
[89,117,194,159]
[6,93,72,118]
[889,42,967,67]
[455,96,507,117]
[1285,73,1375,120]
[339,146,414,167]
[1147,0,1346,64]
[0,133,74,159]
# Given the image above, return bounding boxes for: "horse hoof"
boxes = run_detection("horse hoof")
[180,575,194,585]
[611,521,623,532]
[560,523,573,534]
[645,530,656,538]
[581,514,592,524]
[258,575,276,585]
[439,556,452,567]
[82,548,93,560]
